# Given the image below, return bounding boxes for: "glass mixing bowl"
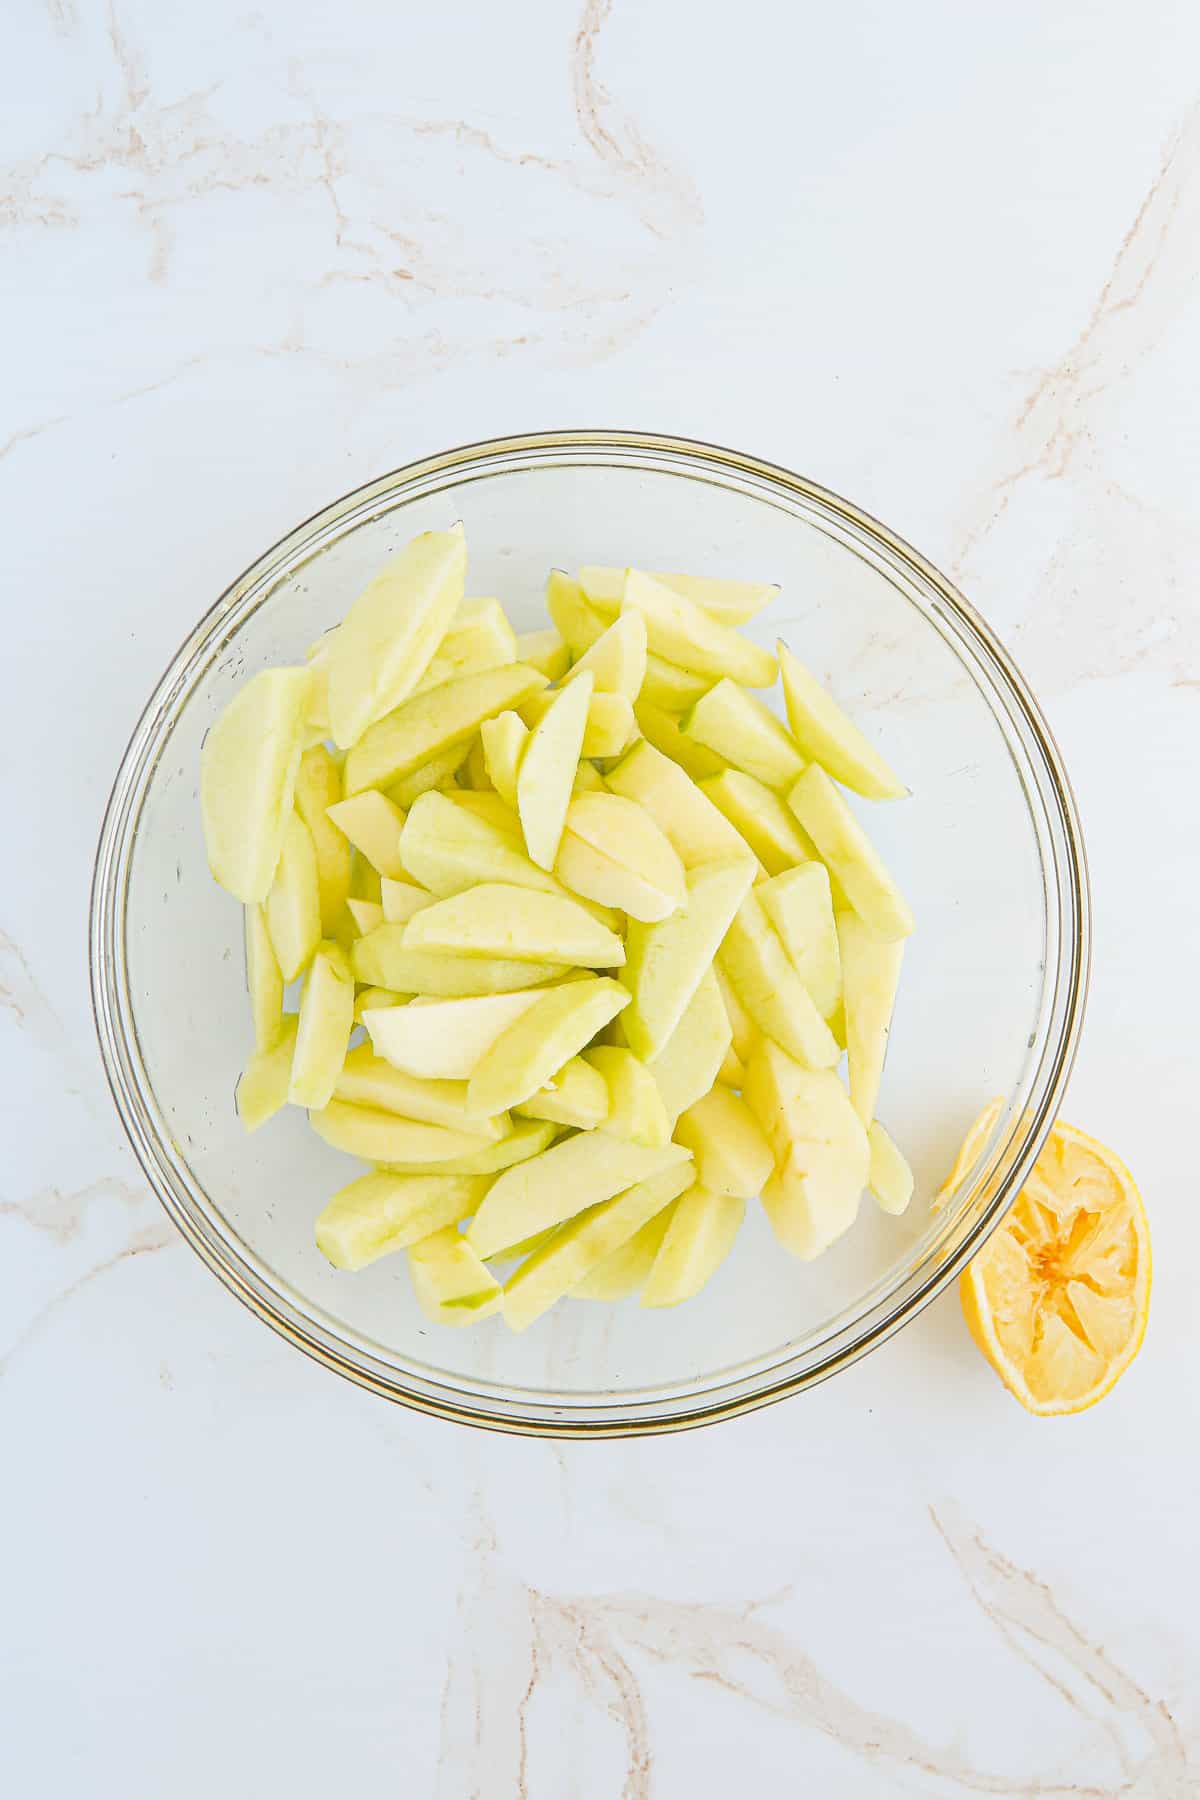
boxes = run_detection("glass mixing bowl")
[90,432,1088,1435]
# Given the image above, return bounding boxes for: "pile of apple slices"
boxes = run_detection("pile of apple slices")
[200,525,915,1331]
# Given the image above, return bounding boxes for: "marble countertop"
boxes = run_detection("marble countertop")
[5,1,1199,1792]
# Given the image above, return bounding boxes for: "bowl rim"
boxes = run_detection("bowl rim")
[89,427,1090,1437]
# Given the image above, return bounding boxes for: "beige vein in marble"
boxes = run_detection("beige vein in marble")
[0,1221,174,1377]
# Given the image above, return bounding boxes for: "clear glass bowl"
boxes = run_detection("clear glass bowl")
[90,432,1089,1436]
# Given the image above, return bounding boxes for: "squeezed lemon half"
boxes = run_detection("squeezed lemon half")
[942,1103,1151,1415]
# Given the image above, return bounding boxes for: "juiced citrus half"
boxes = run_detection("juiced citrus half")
[944,1104,1151,1415]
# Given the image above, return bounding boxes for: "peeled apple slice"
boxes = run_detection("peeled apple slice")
[386,743,471,807]
[316,1171,487,1270]
[400,791,572,902]
[623,570,777,688]
[408,1227,501,1325]
[641,1184,744,1307]
[236,1015,298,1132]
[345,898,384,936]
[288,940,355,1110]
[622,857,756,1062]
[201,665,313,902]
[579,567,777,627]
[714,964,756,1065]
[244,902,283,1053]
[352,929,569,996]
[516,629,570,681]
[682,679,805,792]
[379,1116,557,1178]
[293,744,352,934]
[480,711,529,808]
[334,1044,509,1137]
[556,792,685,923]
[517,670,593,870]
[309,1102,495,1165]
[326,790,407,880]
[718,891,840,1070]
[606,740,757,870]
[402,882,625,968]
[571,1205,676,1301]
[788,765,914,941]
[583,1045,672,1147]
[328,526,466,748]
[744,1040,868,1259]
[467,1134,692,1260]
[673,1085,773,1198]
[836,909,904,1123]
[515,1055,609,1129]
[563,610,647,701]
[363,988,548,1079]
[501,1162,694,1331]
[417,596,516,692]
[777,640,905,801]
[546,569,606,656]
[648,968,733,1128]
[632,699,726,783]
[758,863,842,1020]
[265,811,322,982]
[380,878,435,925]
[700,769,820,878]
[867,1121,914,1215]
[343,663,546,796]
[466,977,630,1116]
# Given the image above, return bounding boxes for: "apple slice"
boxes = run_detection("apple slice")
[563,610,647,700]
[480,711,529,808]
[316,1170,488,1270]
[501,1162,694,1330]
[788,765,914,940]
[714,964,756,1064]
[681,679,804,791]
[545,569,606,655]
[466,977,630,1116]
[622,857,755,1062]
[408,1227,501,1325]
[648,968,732,1127]
[582,692,636,758]
[380,1117,557,1178]
[744,1040,868,1259]
[571,1205,676,1301]
[343,663,546,796]
[673,1086,773,1197]
[467,1134,691,1260]
[288,940,355,1109]
[606,740,756,869]
[632,698,727,782]
[353,986,406,1024]
[641,1184,744,1307]
[623,570,777,688]
[777,641,905,801]
[719,891,840,1069]
[700,769,820,878]
[363,988,548,1079]
[584,1046,672,1147]
[868,1121,913,1215]
[403,882,625,967]
[516,628,570,681]
[514,1055,610,1129]
[758,863,842,1020]
[325,790,407,879]
[244,902,283,1053]
[579,567,778,627]
[517,669,593,869]
[328,526,466,748]
[352,928,570,995]
[201,665,313,902]
[385,743,471,807]
[836,910,905,1122]
[400,790,571,903]
[334,1044,509,1137]
[345,898,384,936]
[556,792,685,923]
[309,1101,496,1164]
[294,744,352,934]
[265,811,322,981]
[718,1044,745,1087]
[236,1015,298,1132]
[637,654,712,712]
[445,790,523,836]
[380,878,435,925]
[572,760,606,793]
[416,596,516,693]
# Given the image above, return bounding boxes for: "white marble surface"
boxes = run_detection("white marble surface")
[4,1,1199,1792]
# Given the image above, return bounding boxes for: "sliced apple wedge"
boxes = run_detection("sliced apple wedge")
[699,769,820,878]
[682,678,804,792]
[744,1040,868,1259]
[466,976,630,1116]
[380,1116,557,1178]
[334,1045,509,1137]
[385,743,471,807]
[345,898,383,936]
[363,988,549,1079]
[288,940,355,1109]
[309,1102,496,1165]
[293,744,352,935]
[583,1045,672,1147]
[788,765,914,940]
[647,968,732,1128]
[236,1015,298,1132]
[719,891,840,1070]
[416,595,516,693]
[501,1162,694,1330]
[244,901,284,1053]
[467,1134,691,1260]
[606,739,756,869]
[201,665,313,902]
[408,1227,501,1325]
[380,877,435,925]
[637,654,712,712]
[556,792,685,923]
[316,1171,487,1270]
[836,909,905,1123]
[516,628,570,681]
[400,790,570,901]
[641,1184,744,1307]
[480,710,529,809]
[714,964,756,1064]
[325,790,407,880]
[867,1120,914,1215]
[265,811,322,981]
[352,928,569,996]
[328,526,466,748]
[777,641,905,801]
[579,567,778,627]
[571,1205,676,1301]
[343,663,546,796]
[563,610,647,701]
[673,1085,773,1198]
[623,570,777,688]
[545,569,606,655]
[622,857,755,1061]
[632,698,727,782]
[403,882,625,967]
[515,1055,610,1130]
[758,863,842,1020]
[517,669,593,870]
